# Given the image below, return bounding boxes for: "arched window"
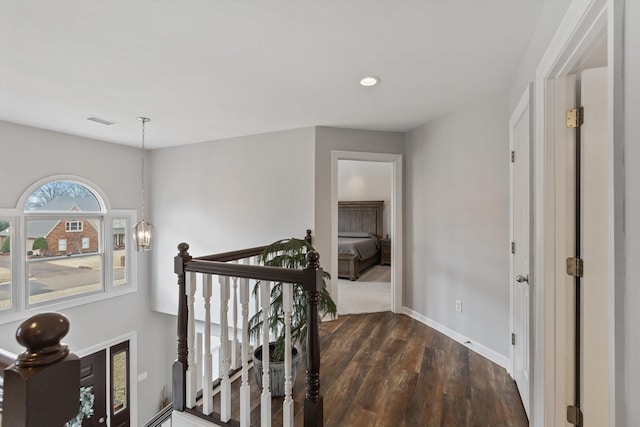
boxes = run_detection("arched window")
[0,177,136,316]
[24,180,103,213]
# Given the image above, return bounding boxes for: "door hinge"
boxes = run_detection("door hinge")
[511,333,515,346]
[567,405,583,426]
[566,107,584,128]
[511,150,515,163]
[511,241,515,254]
[566,257,584,277]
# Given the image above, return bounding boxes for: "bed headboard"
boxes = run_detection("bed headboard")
[338,201,384,238]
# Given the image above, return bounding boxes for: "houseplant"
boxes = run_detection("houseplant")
[248,237,336,396]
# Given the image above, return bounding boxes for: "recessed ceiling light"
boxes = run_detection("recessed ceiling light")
[86,116,115,126]
[360,76,381,87]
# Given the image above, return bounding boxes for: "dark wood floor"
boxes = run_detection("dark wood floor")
[213,312,528,426]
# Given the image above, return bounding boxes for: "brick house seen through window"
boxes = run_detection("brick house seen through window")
[26,197,101,256]
[41,218,99,256]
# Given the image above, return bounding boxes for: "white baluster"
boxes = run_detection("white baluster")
[261,280,272,427]
[253,256,261,349]
[196,331,203,393]
[232,273,239,369]
[283,282,294,427]
[202,274,213,415]
[240,258,251,427]
[219,275,231,422]
[186,272,197,408]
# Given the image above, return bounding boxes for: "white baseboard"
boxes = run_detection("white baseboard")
[402,307,509,370]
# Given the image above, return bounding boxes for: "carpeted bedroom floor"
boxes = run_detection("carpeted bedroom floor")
[337,265,391,315]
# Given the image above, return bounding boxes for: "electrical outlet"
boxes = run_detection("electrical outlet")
[455,299,462,313]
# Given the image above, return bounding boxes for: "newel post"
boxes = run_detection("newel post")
[302,251,324,427]
[173,242,192,411]
[3,312,80,427]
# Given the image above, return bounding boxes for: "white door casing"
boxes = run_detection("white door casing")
[509,84,532,419]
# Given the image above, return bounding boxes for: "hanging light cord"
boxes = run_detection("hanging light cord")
[139,117,149,222]
[141,119,145,221]
[138,117,151,221]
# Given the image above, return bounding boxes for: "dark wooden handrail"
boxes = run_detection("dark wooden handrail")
[186,260,305,283]
[194,229,312,263]
[195,245,266,262]
[172,234,324,426]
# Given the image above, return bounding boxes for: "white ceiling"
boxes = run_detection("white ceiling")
[0,1,547,149]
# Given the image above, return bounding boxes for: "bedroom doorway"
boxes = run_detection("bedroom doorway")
[330,151,403,315]
[337,162,392,314]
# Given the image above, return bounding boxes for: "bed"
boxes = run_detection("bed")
[337,201,384,280]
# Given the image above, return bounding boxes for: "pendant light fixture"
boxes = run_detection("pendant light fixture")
[133,117,154,251]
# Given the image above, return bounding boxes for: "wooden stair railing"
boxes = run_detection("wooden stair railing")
[173,240,324,426]
[2,312,80,427]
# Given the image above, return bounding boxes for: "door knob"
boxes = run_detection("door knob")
[516,274,529,283]
[99,417,105,424]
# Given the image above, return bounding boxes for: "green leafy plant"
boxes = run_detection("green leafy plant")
[32,237,49,253]
[1,236,9,254]
[248,238,336,362]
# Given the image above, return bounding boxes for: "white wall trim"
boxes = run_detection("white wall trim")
[403,307,509,370]
[330,151,403,314]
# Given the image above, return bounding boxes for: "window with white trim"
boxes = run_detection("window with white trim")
[0,178,137,317]
[65,220,83,232]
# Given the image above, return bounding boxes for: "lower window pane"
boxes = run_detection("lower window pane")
[0,219,11,311]
[112,349,128,413]
[28,254,103,305]
[113,218,127,287]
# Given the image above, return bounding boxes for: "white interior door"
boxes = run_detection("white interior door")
[510,85,532,418]
[580,66,610,427]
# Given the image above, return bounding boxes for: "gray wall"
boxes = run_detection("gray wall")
[0,121,173,425]
[509,0,572,110]
[624,1,639,423]
[404,91,510,357]
[150,127,316,315]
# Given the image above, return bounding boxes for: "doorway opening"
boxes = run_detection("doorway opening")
[330,151,403,314]
[336,160,392,315]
